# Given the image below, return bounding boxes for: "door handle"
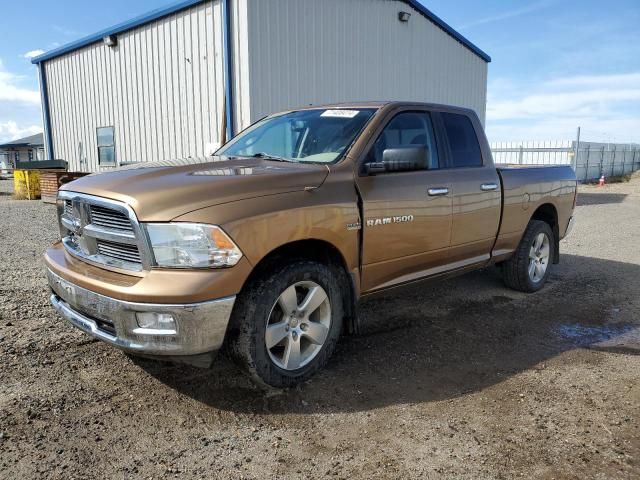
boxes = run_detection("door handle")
[481,183,499,191]
[428,187,449,196]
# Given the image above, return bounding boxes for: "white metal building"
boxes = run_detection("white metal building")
[32,0,490,173]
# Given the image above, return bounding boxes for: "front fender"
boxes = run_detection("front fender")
[172,187,361,277]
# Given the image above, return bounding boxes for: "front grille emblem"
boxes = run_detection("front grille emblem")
[70,216,82,236]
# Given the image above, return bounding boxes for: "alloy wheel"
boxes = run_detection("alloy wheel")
[265,281,332,371]
[528,232,550,283]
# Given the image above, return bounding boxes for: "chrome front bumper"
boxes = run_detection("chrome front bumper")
[47,268,235,361]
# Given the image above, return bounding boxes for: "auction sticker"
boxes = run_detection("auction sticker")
[321,110,360,118]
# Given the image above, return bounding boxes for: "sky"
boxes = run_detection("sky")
[0,0,638,144]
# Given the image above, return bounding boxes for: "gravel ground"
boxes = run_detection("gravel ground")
[0,177,639,479]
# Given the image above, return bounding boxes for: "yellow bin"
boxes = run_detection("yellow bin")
[13,170,41,200]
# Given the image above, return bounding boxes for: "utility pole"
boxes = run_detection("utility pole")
[573,126,581,171]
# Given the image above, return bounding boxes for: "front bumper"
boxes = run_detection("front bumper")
[47,268,235,363]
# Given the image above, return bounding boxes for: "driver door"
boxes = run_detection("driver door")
[356,110,453,292]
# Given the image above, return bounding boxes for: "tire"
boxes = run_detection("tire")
[227,260,344,388]
[502,220,555,293]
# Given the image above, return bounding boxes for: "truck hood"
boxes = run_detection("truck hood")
[61,157,330,221]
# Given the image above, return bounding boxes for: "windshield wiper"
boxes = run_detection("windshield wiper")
[251,152,295,163]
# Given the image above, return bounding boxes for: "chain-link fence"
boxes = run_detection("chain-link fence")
[490,140,640,183]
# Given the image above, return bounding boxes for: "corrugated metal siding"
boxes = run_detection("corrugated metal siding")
[245,0,487,126]
[45,1,225,172]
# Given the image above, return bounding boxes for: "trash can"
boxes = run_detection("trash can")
[13,170,41,200]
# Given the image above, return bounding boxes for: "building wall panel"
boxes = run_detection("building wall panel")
[44,1,225,172]
[245,0,488,127]
[42,0,488,173]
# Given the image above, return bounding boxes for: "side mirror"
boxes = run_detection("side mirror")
[383,146,428,172]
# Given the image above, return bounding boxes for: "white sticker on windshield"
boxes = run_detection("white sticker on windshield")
[321,109,360,119]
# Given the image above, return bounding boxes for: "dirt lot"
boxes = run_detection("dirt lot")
[1,177,639,479]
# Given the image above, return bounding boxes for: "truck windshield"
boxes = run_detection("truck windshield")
[217,108,376,164]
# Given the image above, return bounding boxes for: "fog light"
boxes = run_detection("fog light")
[135,312,177,332]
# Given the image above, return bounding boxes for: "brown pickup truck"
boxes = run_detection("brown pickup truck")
[45,102,577,387]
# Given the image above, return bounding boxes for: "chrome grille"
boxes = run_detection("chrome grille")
[58,192,150,274]
[90,205,133,232]
[64,199,73,215]
[97,240,141,264]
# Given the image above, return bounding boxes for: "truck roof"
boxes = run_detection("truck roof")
[292,101,477,116]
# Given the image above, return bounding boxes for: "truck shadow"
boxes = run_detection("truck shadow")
[137,254,640,414]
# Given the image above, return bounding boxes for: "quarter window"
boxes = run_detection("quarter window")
[368,112,439,170]
[441,113,482,168]
[97,127,116,166]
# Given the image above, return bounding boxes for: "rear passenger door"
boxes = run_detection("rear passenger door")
[437,111,501,265]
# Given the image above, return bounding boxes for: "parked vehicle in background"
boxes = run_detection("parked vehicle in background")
[45,102,577,387]
[0,155,13,179]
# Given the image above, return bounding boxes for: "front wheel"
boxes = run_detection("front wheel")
[502,220,555,293]
[228,260,343,388]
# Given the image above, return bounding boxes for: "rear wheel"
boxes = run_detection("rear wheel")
[502,220,554,293]
[228,260,343,388]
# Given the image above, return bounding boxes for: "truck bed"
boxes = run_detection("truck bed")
[493,164,577,260]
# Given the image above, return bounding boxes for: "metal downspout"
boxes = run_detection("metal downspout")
[37,63,55,160]
[221,0,235,143]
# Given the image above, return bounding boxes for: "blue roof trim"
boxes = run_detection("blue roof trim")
[31,0,205,64]
[403,1,491,63]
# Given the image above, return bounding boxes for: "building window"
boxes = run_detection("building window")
[97,127,116,166]
[28,150,34,161]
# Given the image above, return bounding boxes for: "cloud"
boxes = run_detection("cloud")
[23,50,45,59]
[0,121,42,143]
[486,72,640,143]
[458,0,555,30]
[546,72,640,89]
[0,59,41,105]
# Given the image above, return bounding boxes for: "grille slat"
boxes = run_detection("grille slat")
[97,248,140,261]
[97,240,142,264]
[90,205,133,232]
[90,216,132,228]
[64,199,73,216]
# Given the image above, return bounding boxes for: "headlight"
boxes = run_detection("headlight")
[144,223,242,268]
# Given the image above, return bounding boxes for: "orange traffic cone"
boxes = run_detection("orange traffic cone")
[598,175,605,187]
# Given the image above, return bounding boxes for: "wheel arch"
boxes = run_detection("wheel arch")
[239,239,359,335]
[529,202,560,264]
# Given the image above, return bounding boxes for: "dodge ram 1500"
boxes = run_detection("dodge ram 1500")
[46,102,577,387]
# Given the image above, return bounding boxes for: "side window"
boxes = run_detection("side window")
[441,113,482,168]
[97,126,116,166]
[368,112,439,170]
